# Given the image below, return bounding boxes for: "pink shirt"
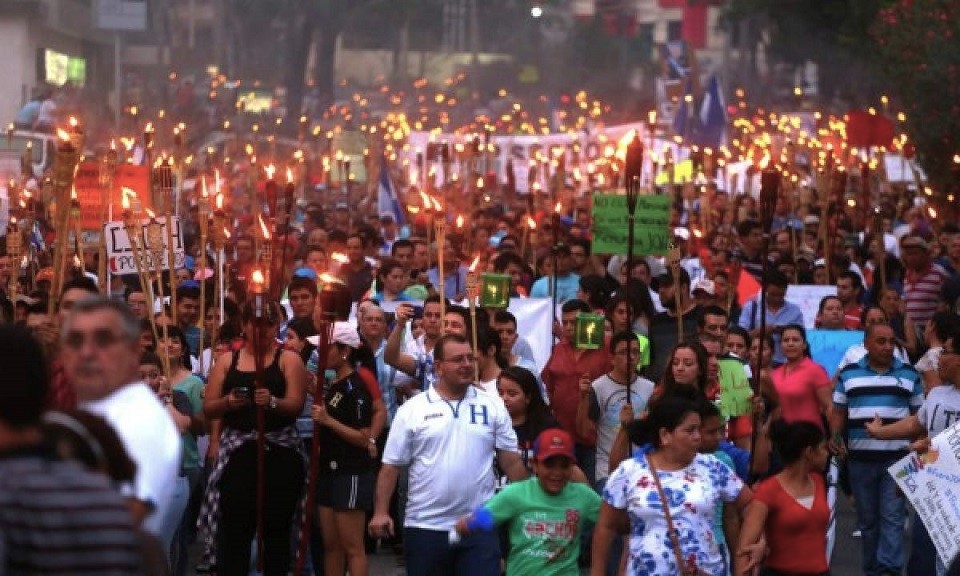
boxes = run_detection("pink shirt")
[771,357,831,429]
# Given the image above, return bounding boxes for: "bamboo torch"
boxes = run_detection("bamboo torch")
[294,283,336,574]
[466,255,481,381]
[146,208,172,381]
[210,190,228,360]
[435,210,447,332]
[197,177,210,376]
[6,218,21,301]
[249,268,268,572]
[98,143,118,289]
[48,127,81,315]
[157,161,178,323]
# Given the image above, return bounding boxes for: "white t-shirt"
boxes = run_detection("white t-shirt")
[82,382,182,536]
[837,342,910,374]
[588,374,655,481]
[382,385,518,530]
[917,385,960,436]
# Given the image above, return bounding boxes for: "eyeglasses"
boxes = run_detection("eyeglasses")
[443,354,475,365]
[63,329,127,350]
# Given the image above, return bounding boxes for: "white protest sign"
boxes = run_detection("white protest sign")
[889,421,960,568]
[104,217,185,276]
[786,284,837,330]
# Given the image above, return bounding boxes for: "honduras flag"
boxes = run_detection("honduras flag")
[377,153,405,227]
[694,75,727,149]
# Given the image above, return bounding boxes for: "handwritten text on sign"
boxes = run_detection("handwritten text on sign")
[591,194,671,256]
[889,421,960,568]
[104,217,185,275]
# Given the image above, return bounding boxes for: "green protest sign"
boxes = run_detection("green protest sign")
[591,193,672,256]
[717,357,753,419]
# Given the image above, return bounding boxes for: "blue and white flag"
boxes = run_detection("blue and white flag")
[696,74,727,149]
[377,154,405,226]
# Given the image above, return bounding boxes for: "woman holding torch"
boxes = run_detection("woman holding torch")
[199,298,308,575]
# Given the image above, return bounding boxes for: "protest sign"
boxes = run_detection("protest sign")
[889,421,960,568]
[718,356,753,419]
[807,329,864,376]
[114,164,152,210]
[591,194,671,256]
[786,284,837,329]
[104,216,184,275]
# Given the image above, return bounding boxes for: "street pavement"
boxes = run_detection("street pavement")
[186,490,895,574]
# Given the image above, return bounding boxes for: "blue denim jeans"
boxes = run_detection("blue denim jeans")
[848,458,906,576]
[404,526,500,576]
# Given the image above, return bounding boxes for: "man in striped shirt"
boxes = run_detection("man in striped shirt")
[902,234,951,344]
[0,324,142,575]
[830,323,923,576]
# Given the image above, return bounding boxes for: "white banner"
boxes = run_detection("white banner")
[786,284,837,330]
[889,421,960,568]
[104,217,185,276]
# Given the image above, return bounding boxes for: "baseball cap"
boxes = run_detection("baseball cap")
[331,321,361,348]
[692,279,715,295]
[900,234,929,250]
[534,428,575,462]
[293,267,318,280]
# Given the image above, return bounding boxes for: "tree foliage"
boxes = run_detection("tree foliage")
[872,0,960,195]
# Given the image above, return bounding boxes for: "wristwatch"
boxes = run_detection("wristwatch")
[269,395,278,410]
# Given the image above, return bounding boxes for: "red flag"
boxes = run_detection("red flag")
[736,268,761,307]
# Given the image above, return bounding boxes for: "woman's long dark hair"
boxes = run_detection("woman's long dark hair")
[157,324,192,370]
[499,366,553,433]
[628,396,698,448]
[661,342,710,396]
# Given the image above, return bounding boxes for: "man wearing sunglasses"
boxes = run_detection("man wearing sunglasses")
[61,295,182,541]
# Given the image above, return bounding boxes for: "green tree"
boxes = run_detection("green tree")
[872,0,960,199]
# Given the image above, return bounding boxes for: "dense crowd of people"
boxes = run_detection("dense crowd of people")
[3,99,960,576]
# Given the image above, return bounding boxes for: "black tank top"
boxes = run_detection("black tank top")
[222,348,296,432]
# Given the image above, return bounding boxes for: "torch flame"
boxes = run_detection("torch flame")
[456,215,464,228]
[265,164,276,180]
[121,189,131,210]
[527,216,537,230]
[144,122,154,133]
[73,255,81,268]
[331,252,349,264]
[69,117,79,129]
[555,202,562,213]
[216,193,224,210]
[145,208,156,219]
[408,205,420,215]
[468,255,480,272]
[214,168,221,193]
[286,167,294,183]
[258,214,270,240]
[56,128,71,142]
[223,227,231,239]
[110,139,116,151]
[252,269,265,285]
[431,196,442,211]
[419,190,432,209]
[476,176,484,188]
[201,177,208,198]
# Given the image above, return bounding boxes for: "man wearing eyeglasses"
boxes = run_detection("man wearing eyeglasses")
[61,295,181,542]
[370,333,528,575]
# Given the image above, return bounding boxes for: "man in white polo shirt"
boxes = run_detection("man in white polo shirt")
[369,332,529,576]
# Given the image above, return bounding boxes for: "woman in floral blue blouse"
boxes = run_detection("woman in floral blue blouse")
[590,396,753,576]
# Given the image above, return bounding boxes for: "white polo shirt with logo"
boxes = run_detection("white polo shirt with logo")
[382,385,518,531]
